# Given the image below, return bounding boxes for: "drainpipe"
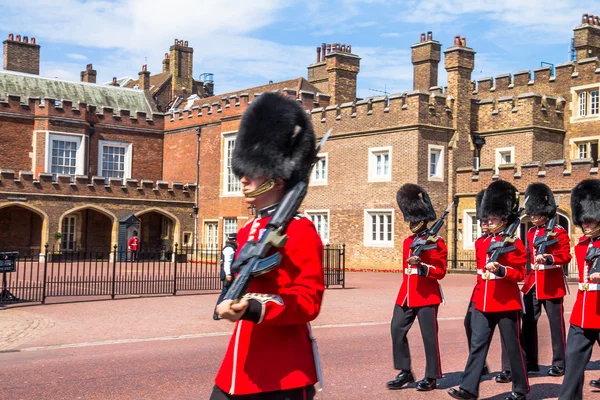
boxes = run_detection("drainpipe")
[87,124,95,182]
[452,195,459,269]
[193,127,201,254]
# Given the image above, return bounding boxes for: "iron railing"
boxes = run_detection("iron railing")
[0,243,345,305]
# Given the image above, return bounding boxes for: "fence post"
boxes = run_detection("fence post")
[173,243,178,296]
[324,244,330,289]
[341,244,346,289]
[111,244,117,300]
[41,243,49,304]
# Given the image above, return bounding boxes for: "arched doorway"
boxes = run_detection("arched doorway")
[0,203,47,255]
[135,208,180,252]
[58,206,116,256]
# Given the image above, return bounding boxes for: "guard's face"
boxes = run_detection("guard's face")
[240,175,267,194]
[530,214,547,227]
[487,216,505,233]
[480,220,490,234]
[582,220,600,234]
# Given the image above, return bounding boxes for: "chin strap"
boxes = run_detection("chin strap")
[410,221,425,233]
[490,221,506,235]
[585,224,600,238]
[244,179,276,198]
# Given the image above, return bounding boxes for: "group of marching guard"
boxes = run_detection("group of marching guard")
[388,179,600,400]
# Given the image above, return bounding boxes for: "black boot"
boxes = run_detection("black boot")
[447,388,477,399]
[590,378,600,389]
[547,366,564,377]
[386,370,414,390]
[504,392,527,400]
[416,377,436,391]
[495,370,512,383]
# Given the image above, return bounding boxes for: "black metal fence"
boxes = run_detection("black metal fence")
[0,243,346,305]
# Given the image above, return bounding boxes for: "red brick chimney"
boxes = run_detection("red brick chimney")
[307,42,360,104]
[574,14,600,60]
[80,63,97,83]
[411,31,441,91]
[169,39,193,98]
[162,53,170,73]
[3,33,41,75]
[139,64,150,90]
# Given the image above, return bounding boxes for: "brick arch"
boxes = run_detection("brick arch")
[134,208,181,246]
[0,202,49,247]
[58,205,118,248]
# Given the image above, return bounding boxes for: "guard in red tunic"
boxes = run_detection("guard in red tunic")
[448,180,529,400]
[127,230,139,262]
[463,190,511,382]
[211,93,324,400]
[520,183,571,377]
[387,184,447,392]
[559,179,600,399]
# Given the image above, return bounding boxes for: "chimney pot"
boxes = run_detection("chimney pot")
[164,52,169,59]
[583,13,589,23]
[8,33,13,40]
[87,63,93,70]
[461,37,467,46]
[184,40,188,46]
[112,77,118,85]
[316,46,321,62]
[326,44,331,54]
[420,32,426,42]
[174,38,178,44]
[341,44,346,52]
[23,36,28,43]
[16,34,21,42]
[454,35,461,46]
[427,31,433,40]
[142,64,147,71]
[347,45,351,53]
[31,37,36,44]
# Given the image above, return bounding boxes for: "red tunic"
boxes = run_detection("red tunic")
[522,225,571,299]
[469,234,492,302]
[569,236,600,330]
[214,214,324,395]
[395,234,447,307]
[127,236,139,251]
[471,232,527,313]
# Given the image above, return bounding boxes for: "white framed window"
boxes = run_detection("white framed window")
[182,232,192,247]
[305,210,330,244]
[61,215,76,252]
[571,138,599,166]
[45,133,85,179]
[310,153,328,186]
[578,142,589,159]
[462,210,481,250]
[579,91,588,117]
[571,84,600,122]
[223,217,237,243]
[495,147,514,172]
[364,209,394,247]
[591,90,599,115]
[223,134,241,196]
[428,144,444,181]
[204,221,218,251]
[368,146,392,182]
[98,140,132,180]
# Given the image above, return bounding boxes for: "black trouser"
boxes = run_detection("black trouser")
[130,250,137,262]
[460,309,529,397]
[464,301,510,372]
[210,385,315,400]
[558,325,600,399]
[213,279,232,318]
[522,290,566,370]
[391,304,442,379]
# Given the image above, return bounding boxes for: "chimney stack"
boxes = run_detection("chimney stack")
[111,77,119,87]
[3,33,41,75]
[411,31,441,91]
[80,63,97,83]
[162,52,170,73]
[307,42,360,104]
[169,38,194,99]
[574,14,600,60]
[139,64,150,90]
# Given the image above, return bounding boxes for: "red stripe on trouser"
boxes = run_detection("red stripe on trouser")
[303,387,306,400]
[434,306,442,378]
[560,301,566,359]
[516,311,530,391]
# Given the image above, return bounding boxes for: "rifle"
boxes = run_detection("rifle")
[532,195,561,257]
[486,196,529,262]
[409,201,453,257]
[223,128,332,302]
[585,246,600,276]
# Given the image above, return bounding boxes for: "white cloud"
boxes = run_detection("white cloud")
[66,53,87,61]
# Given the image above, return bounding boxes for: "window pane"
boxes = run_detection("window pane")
[225,139,241,193]
[579,143,588,159]
[579,91,587,116]
[591,91,599,115]
[101,145,126,179]
[384,154,389,176]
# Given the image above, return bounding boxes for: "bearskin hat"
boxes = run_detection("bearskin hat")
[571,179,600,226]
[525,183,556,218]
[231,92,316,187]
[480,180,519,222]
[475,190,485,220]
[396,184,437,223]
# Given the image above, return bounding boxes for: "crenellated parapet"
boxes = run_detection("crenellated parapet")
[456,158,598,195]
[310,89,453,136]
[0,95,164,129]
[0,169,195,201]
[472,92,565,133]
[471,56,600,99]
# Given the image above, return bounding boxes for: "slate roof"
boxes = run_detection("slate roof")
[0,69,157,114]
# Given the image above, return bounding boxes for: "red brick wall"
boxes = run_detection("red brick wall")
[0,116,35,170]
[163,128,198,183]
[0,206,42,250]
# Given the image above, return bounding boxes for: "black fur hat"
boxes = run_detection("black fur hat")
[480,180,519,222]
[232,92,316,187]
[525,183,556,218]
[571,179,600,226]
[475,190,485,220]
[396,184,437,223]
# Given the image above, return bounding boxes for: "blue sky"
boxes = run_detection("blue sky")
[0,0,597,99]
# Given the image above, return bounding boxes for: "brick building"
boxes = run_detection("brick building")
[1,15,600,270]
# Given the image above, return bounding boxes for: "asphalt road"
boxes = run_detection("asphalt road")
[1,273,599,399]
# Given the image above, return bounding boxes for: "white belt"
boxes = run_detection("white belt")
[578,283,600,291]
[404,267,419,275]
[477,270,502,280]
[532,264,562,271]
